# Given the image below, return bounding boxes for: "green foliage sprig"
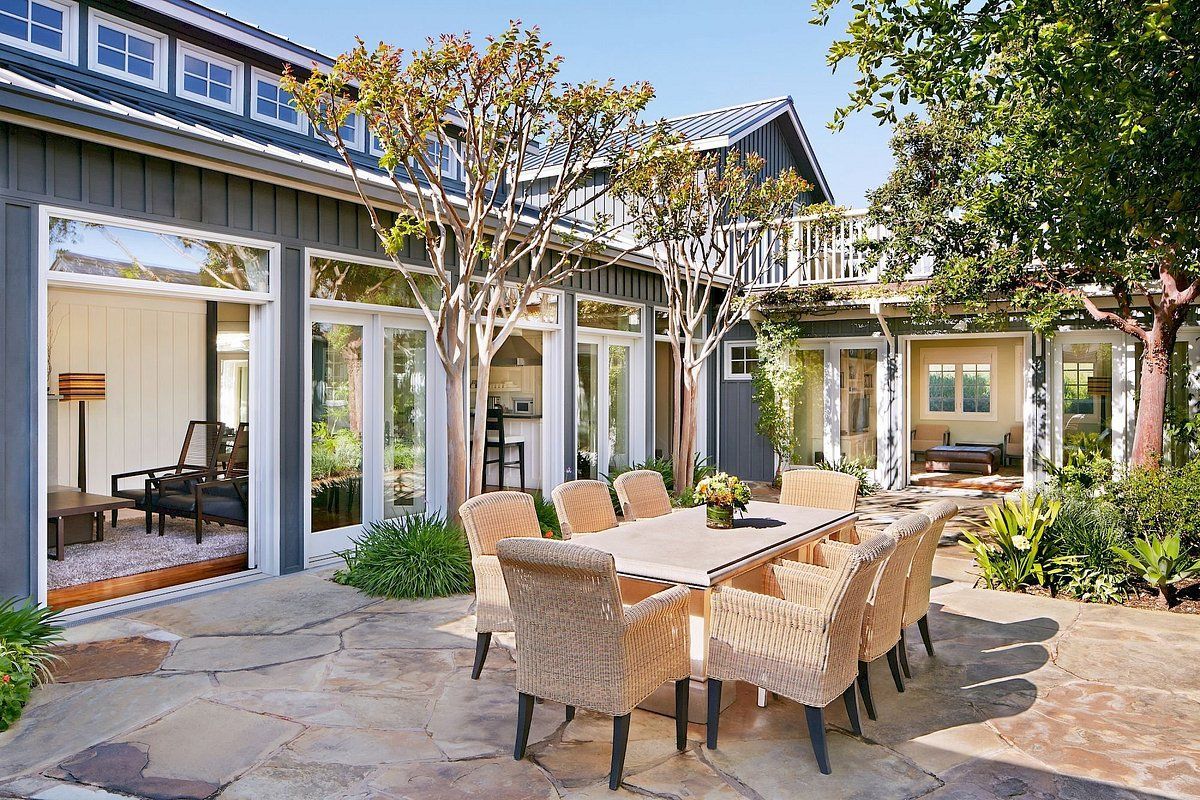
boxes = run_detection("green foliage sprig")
[750,318,820,464]
[334,514,473,599]
[961,495,1072,591]
[0,598,63,732]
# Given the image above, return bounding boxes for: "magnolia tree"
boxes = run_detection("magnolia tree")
[284,24,656,511]
[816,0,1200,466]
[613,133,835,490]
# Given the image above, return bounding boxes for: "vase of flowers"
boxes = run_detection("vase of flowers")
[694,472,751,530]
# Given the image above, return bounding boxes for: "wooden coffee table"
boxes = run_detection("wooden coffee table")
[47,491,135,561]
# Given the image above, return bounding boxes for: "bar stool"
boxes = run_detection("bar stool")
[484,408,526,491]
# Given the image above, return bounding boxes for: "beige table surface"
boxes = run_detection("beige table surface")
[576,501,856,588]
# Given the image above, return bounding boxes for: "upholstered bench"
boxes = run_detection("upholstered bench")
[924,444,1001,475]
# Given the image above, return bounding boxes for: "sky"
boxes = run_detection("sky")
[211,0,894,207]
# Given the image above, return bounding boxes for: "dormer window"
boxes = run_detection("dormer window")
[177,42,242,113]
[316,110,363,151]
[250,67,306,133]
[0,0,76,62]
[88,10,167,91]
[426,135,461,180]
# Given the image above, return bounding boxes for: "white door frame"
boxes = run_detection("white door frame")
[35,206,281,615]
[1048,330,1131,468]
[304,305,440,565]
[898,331,1036,489]
[575,329,647,477]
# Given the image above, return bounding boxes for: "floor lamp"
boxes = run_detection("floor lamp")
[59,373,106,492]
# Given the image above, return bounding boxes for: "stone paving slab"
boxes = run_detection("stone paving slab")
[49,636,171,683]
[161,633,340,672]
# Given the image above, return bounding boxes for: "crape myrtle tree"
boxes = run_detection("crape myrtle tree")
[815,0,1200,465]
[284,24,657,511]
[612,131,836,490]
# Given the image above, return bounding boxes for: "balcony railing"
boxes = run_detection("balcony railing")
[740,209,934,290]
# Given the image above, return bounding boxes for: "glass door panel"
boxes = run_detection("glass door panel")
[384,328,427,517]
[1060,342,1113,461]
[311,322,364,532]
[839,348,879,468]
[577,342,600,479]
[790,349,827,466]
[607,344,632,472]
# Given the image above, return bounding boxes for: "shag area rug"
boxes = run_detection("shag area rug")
[48,516,248,589]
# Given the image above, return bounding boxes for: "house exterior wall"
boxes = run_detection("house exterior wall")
[0,119,687,603]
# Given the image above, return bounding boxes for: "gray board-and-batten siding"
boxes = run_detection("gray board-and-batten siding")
[0,121,678,600]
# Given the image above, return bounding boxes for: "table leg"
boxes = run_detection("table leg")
[95,511,104,542]
[54,518,65,561]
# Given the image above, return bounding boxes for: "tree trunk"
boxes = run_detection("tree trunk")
[445,367,468,520]
[468,356,495,498]
[1130,318,1181,468]
[672,371,700,493]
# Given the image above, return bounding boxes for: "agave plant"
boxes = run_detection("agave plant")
[1112,535,1200,608]
[961,494,1072,592]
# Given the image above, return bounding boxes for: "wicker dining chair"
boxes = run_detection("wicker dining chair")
[497,537,691,791]
[705,531,897,774]
[551,479,618,538]
[459,491,543,680]
[778,513,931,721]
[613,469,672,521]
[898,500,958,677]
[779,469,859,512]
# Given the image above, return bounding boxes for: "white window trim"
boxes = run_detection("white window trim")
[0,0,77,62]
[249,66,307,134]
[369,132,385,158]
[724,340,759,381]
[176,40,243,114]
[919,345,998,421]
[88,9,168,92]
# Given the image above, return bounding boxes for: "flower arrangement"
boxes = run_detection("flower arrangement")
[694,472,751,529]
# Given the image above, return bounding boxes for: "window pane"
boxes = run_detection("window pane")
[309,258,441,309]
[210,64,232,86]
[96,45,125,70]
[256,97,274,117]
[1061,343,1113,461]
[31,2,60,26]
[962,363,991,414]
[0,0,29,17]
[29,22,57,48]
[97,25,123,49]
[182,74,207,96]
[183,54,206,77]
[577,342,600,479]
[928,364,956,412]
[654,309,669,336]
[840,349,878,468]
[49,217,270,292]
[789,349,826,466]
[209,84,231,103]
[577,299,641,332]
[127,35,153,60]
[278,104,297,124]
[608,344,631,472]
[310,323,363,531]
[0,16,27,40]
[384,328,427,517]
[256,80,274,100]
[128,55,154,79]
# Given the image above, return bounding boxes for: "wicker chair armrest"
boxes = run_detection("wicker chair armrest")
[766,562,834,607]
[710,587,826,646]
[624,584,690,630]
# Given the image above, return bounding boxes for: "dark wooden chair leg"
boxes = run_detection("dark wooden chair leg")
[145,505,153,535]
[518,443,526,492]
[514,692,535,760]
[842,684,862,736]
[917,614,934,656]
[609,713,631,790]
[674,678,689,750]
[898,629,912,679]
[857,661,877,721]
[705,678,722,749]
[803,705,831,775]
[158,512,166,536]
[887,645,906,692]
[566,705,575,722]
[471,632,492,680]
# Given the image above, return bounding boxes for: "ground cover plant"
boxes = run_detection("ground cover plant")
[334,513,473,599]
[0,598,63,731]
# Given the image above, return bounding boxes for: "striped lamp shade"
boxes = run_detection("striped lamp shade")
[58,373,106,401]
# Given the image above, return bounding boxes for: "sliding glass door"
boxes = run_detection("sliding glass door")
[310,311,429,560]
[576,333,642,479]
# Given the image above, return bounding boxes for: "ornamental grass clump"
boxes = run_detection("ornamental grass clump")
[961,494,1072,592]
[334,513,473,599]
[0,598,63,732]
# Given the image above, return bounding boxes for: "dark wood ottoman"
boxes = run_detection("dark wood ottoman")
[924,445,1001,475]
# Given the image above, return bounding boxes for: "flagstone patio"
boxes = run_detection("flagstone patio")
[2,494,1198,800]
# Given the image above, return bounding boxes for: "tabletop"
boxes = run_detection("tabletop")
[47,490,136,517]
[578,501,856,588]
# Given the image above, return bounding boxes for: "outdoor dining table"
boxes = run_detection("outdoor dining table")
[577,500,857,722]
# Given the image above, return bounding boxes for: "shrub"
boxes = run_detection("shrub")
[961,494,1072,591]
[1042,493,1129,603]
[531,492,562,539]
[1113,534,1200,608]
[1108,461,1200,547]
[816,457,879,496]
[333,513,473,599]
[0,598,63,732]
[1040,448,1113,492]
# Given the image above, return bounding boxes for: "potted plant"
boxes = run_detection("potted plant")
[694,472,751,530]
